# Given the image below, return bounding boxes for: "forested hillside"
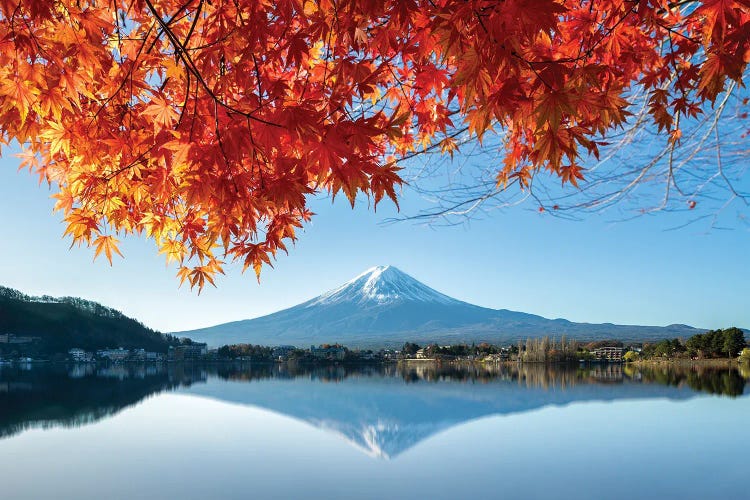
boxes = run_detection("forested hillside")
[0,286,178,355]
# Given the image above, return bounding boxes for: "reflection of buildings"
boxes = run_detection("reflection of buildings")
[68,364,96,378]
[407,362,434,380]
[98,366,132,379]
[585,365,624,383]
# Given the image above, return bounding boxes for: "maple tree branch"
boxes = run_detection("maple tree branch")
[141,0,283,129]
[89,20,158,127]
[383,177,521,225]
[396,126,470,163]
[182,0,203,48]
[401,79,749,226]
[3,0,749,289]
[176,70,192,127]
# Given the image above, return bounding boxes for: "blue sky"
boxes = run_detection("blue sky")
[1,147,748,333]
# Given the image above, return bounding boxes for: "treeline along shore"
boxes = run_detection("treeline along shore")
[3,285,745,366]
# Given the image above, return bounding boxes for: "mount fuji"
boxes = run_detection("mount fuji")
[178,265,702,347]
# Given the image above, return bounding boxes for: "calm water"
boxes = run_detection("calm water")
[0,362,748,499]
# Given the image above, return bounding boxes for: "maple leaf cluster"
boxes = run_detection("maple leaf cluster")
[0,0,747,288]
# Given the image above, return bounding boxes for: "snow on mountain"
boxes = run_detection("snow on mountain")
[306,265,457,307]
[176,265,703,347]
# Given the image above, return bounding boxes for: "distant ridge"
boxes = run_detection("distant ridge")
[177,266,705,348]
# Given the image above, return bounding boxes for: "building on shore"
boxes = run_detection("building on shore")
[272,345,297,361]
[483,352,509,362]
[97,348,130,362]
[591,346,623,362]
[68,348,93,363]
[169,343,208,361]
[310,345,346,361]
[0,334,41,344]
[145,351,163,362]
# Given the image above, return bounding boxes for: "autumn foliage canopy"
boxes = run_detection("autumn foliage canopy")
[0,0,748,288]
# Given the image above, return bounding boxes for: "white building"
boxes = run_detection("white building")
[591,346,623,361]
[97,348,130,362]
[272,345,296,361]
[68,348,92,362]
[310,345,346,361]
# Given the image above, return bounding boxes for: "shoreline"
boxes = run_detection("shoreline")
[632,358,741,369]
[401,357,746,368]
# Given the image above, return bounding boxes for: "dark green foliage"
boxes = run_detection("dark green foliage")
[641,330,747,360]
[217,344,274,361]
[685,334,705,356]
[723,328,746,358]
[645,338,686,358]
[401,342,420,356]
[0,286,178,355]
[684,328,747,358]
[634,366,746,397]
[427,344,471,357]
[686,370,746,397]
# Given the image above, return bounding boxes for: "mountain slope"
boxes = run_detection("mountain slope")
[178,265,704,347]
[0,286,177,354]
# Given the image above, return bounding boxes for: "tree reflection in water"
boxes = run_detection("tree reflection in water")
[0,362,746,444]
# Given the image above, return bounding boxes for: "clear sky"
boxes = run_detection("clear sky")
[1,146,748,333]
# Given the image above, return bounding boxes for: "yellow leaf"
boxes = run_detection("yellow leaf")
[40,121,69,157]
[93,235,124,265]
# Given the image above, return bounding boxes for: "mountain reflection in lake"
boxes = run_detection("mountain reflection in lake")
[0,362,748,499]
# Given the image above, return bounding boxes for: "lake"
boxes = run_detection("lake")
[0,362,748,499]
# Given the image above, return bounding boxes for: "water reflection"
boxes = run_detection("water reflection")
[0,364,205,440]
[212,361,748,397]
[0,362,747,457]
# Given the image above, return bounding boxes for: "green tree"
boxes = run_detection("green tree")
[686,334,707,358]
[641,343,656,359]
[653,340,673,357]
[401,343,420,357]
[723,328,747,358]
[623,351,640,363]
[710,331,726,356]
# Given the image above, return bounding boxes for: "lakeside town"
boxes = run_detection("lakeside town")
[1,327,747,366]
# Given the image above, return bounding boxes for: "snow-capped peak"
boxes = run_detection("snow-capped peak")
[306,265,457,307]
